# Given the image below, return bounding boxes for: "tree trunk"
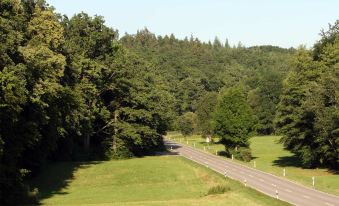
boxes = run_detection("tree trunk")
[112,110,118,152]
[84,134,90,151]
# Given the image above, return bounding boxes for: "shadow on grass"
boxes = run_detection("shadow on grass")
[273,155,339,174]
[272,155,303,168]
[29,161,100,204]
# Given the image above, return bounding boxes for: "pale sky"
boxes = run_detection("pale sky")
[47,0,339,48]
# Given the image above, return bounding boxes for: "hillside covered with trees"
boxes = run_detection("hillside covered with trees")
[0,0,337,204]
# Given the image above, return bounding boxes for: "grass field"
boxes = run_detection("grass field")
[166,132,339,195]
[30,156,290,205]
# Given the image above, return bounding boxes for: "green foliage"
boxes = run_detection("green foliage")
[275,21,339,169]
[0,1,173,204]
[213,86,256,152]
[0,0,336,203]
[196,92,218,136]
[178,112,198,136]
[206,184,230,195]
[232,147,252,162]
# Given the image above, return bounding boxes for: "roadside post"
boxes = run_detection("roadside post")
[244,179,247,187]
[312,176,315,188]
[231,154,234,160]
[283,168,286,177]
[253,161,256,168]
[276,188,279,199]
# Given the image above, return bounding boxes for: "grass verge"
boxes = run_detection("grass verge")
[30,155,290,205]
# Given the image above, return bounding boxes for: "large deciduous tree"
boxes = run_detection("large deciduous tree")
[213,86,256,153]
[275,21,338,169]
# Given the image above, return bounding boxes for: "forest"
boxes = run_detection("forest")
[0,0,338,204]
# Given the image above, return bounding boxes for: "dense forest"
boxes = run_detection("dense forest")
[0,0,337,204]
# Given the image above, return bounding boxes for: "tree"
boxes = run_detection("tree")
[275,48,324,167]
[247,69,284,134]
[196,92,218,137]
[178,112,198,136]
[213,86,256,153]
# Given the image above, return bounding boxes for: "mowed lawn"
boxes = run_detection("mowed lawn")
[166,132,339,195]
[30,156,290,206]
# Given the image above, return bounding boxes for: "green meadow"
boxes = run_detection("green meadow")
[30,156,290,205]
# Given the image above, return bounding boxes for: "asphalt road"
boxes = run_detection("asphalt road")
[164,139,339,206]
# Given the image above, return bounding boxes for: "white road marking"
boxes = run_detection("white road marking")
[303,195,310,199]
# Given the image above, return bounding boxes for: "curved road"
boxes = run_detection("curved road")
[164,139,339,206]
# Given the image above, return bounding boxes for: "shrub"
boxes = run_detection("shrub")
[231,147,252,162]
[206,184,230,195]
[239,147,252,162]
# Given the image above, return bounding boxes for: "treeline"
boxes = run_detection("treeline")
[121,29,294,134]
[121,23,338,169]
[0,0,172,204]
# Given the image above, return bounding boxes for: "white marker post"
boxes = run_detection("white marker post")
[170,146,173,151]
[253,161,256,168]
[312,176,315,188]
[244,179,247,187]
[215,150,218,155]
[231,154,234,160]
[224,171,228,178]
[276,189,279,199]
[283,168,286,177]
[186,140,188,144]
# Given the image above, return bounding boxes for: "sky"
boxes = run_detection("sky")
[47,0,339,48]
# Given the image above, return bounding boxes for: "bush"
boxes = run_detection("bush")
[239,147,252,162]
[206,184,230,195]
[231,147,252,162]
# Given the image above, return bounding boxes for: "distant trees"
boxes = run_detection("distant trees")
[178,112,198,136]
[196,92,218,137]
